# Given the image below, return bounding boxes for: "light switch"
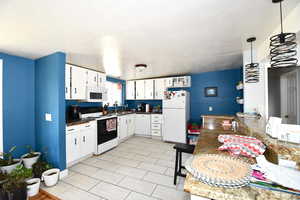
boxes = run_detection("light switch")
[209,106,213,111]
[45,113,52,121]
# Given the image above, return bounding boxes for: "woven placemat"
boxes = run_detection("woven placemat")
[185,154,252,188]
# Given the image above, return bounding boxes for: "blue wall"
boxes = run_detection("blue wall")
[180,68,243,123]
[35,52,66,170]
[0,53,36,158]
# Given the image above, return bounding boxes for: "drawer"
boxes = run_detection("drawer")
[151,123,161,130]
[151,130,161,136]
[151,119,162,124]
[151,114,162,120]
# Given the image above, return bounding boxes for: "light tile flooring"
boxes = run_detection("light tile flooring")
[44,136,191,200]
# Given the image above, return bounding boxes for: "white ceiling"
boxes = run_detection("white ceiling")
[0,0,299,79]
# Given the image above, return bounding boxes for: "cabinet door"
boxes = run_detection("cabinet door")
[66,130,81,163]
[65,64,71,100]
[80,124,95,157]
[97,72,106,88]
[71,66,87,100]
[135,80,145,100]
[127,115,135,136]
[87,70,98,87]
[118,116,128,140]
[164,78,173,88]
[126,81,135,100]
[154,79,165,100]
[144,79,154,99]
[135,114,150,136]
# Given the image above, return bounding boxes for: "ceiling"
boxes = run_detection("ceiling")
[0,0,299,79]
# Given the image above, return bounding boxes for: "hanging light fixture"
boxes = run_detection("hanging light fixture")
[245,37,260,83]
[135,64,147,72]
[270,0,298,68]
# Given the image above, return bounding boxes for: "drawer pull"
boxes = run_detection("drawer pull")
[68,129,74,131]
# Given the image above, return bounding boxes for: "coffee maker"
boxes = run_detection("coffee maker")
[67,105,81,122]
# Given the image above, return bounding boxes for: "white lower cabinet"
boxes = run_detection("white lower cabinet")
[135,114,151,136]
[66,121,96,166]
[118,114,136,142]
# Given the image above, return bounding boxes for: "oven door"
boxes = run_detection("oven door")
[97,117,118,145]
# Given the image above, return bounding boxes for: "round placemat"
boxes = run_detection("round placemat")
[185,154,252,188]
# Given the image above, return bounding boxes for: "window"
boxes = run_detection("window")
[104,81,122,106]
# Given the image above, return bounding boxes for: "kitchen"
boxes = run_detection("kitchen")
[0,0,300,200]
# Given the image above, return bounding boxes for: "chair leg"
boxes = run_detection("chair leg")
[174,150,178,185]
[179,151,182,175]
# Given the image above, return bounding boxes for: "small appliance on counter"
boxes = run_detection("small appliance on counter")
[278,124,300,144]
[137,103,146,112]
[67,105,81,122]
[266,117,282,138]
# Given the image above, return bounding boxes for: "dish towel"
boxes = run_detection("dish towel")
[218,135,266,158]
[106,118,117,132]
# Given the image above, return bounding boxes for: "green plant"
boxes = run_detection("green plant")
[32,159,52,178]
[23,145,39,159]
[1,175,27,192]
[0,146,17,166]
[10,165,32,180]
[0,172,8,183]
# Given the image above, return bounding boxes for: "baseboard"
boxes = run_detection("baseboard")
[59,169,69,179]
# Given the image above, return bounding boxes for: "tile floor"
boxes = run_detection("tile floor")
[44,136,191,200]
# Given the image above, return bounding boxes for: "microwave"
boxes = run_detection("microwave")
[86,86,107,102]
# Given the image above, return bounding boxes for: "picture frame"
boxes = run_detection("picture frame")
[205,87,218,97]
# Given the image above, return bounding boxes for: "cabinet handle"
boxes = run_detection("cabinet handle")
[68,129,74,131]
[85,125,90,128]
[83,136,86,142]
[75,138,77,145]
[66,87,68,94]
[74,88,77,94]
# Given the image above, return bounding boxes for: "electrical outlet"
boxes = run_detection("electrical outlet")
[45,113,52,121]
[209,106,213,112]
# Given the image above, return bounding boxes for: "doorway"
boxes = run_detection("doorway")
[280,69,299,124]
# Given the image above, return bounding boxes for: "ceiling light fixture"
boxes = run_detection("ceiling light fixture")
[270,0,298,68]
[135,64,147,72]
[245,37,260,83]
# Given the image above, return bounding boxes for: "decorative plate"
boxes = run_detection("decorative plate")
[185,154,252,188]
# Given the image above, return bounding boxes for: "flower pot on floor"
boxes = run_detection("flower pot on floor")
[26,178,41,197]
[21,152,41,169]
[0,159,21,174]
[6,186,28,200]
[42,168,60,187]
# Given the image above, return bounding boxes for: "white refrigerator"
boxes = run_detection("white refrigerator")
[163,91,190,143]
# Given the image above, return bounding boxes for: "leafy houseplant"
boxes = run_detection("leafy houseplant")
[0,165,31,200]
[0,146,21,174]
[21,145,41,169]
[32,159,52,179]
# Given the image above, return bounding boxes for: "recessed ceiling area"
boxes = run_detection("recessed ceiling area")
[0,0,299,79]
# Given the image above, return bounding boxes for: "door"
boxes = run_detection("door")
[71,66,87,100]
[87,70,98,87]
[65,64,71,100]
[154,79,165,99]
[144,79,154,99]
[163,109,186,143]
[135,80,145,100]
[281,70,299,124]
[80,124,95,157]
[126,81,135,100]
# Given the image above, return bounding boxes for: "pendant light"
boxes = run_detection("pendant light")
[245,37,260,83]
[270,0,298,68]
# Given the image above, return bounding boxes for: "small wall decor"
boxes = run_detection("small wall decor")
[205,87,218,97]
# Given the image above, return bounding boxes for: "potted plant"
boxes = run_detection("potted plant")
[26,178,40,197]
[0,146,21,174]
[32,159,52,179]
[42,168,60,187]
[21,145,41,169]
[0,165,32,200]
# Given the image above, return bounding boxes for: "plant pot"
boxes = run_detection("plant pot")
[21,152,41,169]
[0,159,21,174]
[26,178,40,197]
[42,168,60,187]
[4,186,27,200]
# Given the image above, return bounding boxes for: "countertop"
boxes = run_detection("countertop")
[184,115,300,200]
[66,111,162,126]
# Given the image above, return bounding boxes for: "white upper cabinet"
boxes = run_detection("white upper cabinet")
[171,76,191,88]
[65,64,71,100]
[154,79,165,100]
[87,70,98,87]
[164,78,174,88]
[135,80,145,100]
[71,66,87,100]
[97,72,106,88]
[126,81,135,100]
[144,79,154,100]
